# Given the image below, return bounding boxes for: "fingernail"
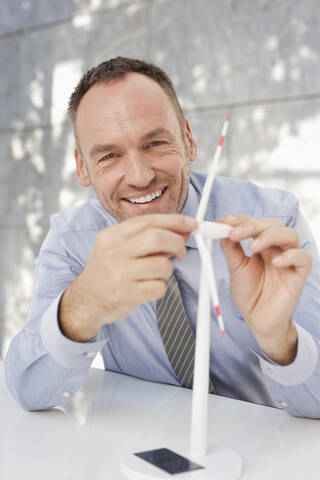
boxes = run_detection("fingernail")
[231,226,243,236]
[184,216,198,229]
[273,256,283,265]
[250,239,261,250]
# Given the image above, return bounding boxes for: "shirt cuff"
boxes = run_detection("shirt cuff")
[40,293,107,368]
[254,323,319,386]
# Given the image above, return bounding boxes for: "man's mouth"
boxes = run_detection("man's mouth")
[125,188,166,204]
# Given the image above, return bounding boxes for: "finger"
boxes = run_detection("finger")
[249,226,301,253]
[220,237,248,275]
[135,279,167,304]
[129,228,187,259]
[220,215,283,242]
[130,255,174,281]
[102,214,198,245]
[272,249,313,272]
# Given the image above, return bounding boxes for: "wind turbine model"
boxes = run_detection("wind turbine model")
[122,114,243,480]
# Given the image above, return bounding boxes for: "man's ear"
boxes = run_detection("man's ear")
[185,119,197,162]
[75,148,91,187]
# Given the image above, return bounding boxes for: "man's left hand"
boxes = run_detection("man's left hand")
[219,214,313,365]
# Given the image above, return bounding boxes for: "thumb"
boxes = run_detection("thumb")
[220,238,247,276]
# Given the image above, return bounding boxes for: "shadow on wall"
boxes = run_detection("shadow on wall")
[1,0,320,356]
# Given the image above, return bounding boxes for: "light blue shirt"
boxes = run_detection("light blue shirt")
[4,173,320,417]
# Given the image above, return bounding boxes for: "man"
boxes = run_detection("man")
[5,57,320,417]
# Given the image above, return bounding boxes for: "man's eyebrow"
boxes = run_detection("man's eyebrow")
[89,143,120,159]
[89,128,173,159]
[140,128,173,142]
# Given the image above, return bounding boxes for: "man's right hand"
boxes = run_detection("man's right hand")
[58,214,197,342]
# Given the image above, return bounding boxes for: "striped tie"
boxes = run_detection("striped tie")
[157,274,215,393]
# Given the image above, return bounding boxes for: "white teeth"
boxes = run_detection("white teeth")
[128,189,164,204]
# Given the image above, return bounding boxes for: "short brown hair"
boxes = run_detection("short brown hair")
[68,56,185,131]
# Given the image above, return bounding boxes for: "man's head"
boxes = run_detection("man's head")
[68,57,197,222]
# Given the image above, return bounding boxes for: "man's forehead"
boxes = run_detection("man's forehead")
[75,73,181,147]
[77,73,173,119]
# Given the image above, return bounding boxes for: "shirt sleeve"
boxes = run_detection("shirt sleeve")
[4,220,107,411]
[252,199,320,418]
[41,293,106,369]
[254,324,320,417]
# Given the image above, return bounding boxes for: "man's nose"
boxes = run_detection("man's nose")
[123,151,156,188]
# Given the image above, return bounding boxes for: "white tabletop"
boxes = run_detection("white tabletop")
[0,367,319,479]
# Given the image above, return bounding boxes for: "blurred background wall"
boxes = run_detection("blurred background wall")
[0,0,319,359]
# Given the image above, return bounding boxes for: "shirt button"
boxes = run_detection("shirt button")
[86,351,96,358]
[279,401,288,407]
[62,392,70,398]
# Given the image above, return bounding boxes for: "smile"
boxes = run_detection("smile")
[127,188,165,204]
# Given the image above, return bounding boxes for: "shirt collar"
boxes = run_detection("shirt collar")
[180,182,199,249]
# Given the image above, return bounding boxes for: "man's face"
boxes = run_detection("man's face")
[74,73,197,222]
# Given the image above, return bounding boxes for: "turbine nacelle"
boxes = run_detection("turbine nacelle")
[196,221,231,240]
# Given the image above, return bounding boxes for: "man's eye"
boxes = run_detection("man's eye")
[100,153,116,161]
[150,140,165,147]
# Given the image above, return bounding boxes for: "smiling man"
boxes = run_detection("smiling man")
[74,73,193,221]
[5,57,320,417]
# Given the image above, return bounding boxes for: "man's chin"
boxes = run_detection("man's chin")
[118,201,175,220]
